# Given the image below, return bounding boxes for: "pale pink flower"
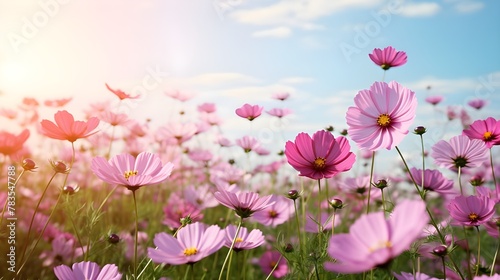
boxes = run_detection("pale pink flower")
[224,225,265,251]
[213,187,274,219]
[368,46,407,70]
[148,222,225,265]
[272,92,290,101]
[346,81,417,151]
[54,261,122,280]
[105,83,140,100]
[252,195,294,227]
[235,104,263,121]
[165,90,194,102]
[91,151,174,192]
[431,135,489,171]
[266,108,292,118]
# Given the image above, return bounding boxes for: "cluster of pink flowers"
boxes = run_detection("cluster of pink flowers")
[2,45,500,280]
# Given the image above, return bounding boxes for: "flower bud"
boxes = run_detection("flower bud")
[63,186,76,195]
[284,243,294,253]
[286,190,300,200]
[432,245,448,257]
[329,198,344,210]
[49,160,70,173]
[22,158,37,171]
[413,126,427,135]
[108,233,120,244]
[375,179,388,190]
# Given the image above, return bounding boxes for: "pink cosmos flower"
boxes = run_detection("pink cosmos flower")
[213,187,274,219]
[258,250,288,278]
[266,108,292,118]
[272,92,290,101]
[162,192,203,230]
[468,98,488,110]
[90,151,174,192]
[251,195,294,227]
[447,195,495,226]
[324,200,429,273]
[284,130,355,180]
[393,272,441,280]
[236,135,261,153]
[41,110,100,142]
[224,225,265,251]
[431,135,489,171]
[99,111,130,127]
[346,81,417,151]
[338,175,382,201]
[165,90,194,102]
[183,184,219,210]
[159,122,197,145]
[54,261,121,280]
[105,83,140,100]
[148,222,225,265]
[425,95,443,106]
[463,117,500,148]
[0,108,18,119]
[197,102,217,113]
[235,104,263,121]
[44,98,73,108]
[409,167,456,195]
[368,46,407,70]
[40,235,84,267]
[0,129,30,157]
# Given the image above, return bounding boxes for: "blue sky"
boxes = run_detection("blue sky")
[1,0,499,173]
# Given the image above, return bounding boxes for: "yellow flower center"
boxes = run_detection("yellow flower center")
[377,114,391,127]
[183,247,198,256]
[124,170,138,180]
[468,213,479,223]
[235,238,244,243]
[484,131,493,140]
[313,157,326,170]
[368,240,392,252]
[269,210,278,218]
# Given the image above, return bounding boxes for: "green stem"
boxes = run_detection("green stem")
[490,150,498,196]
[317,179,322,234]
[18,171,58,267]
[293,200,303,255]
[475,226,481,276]
[458,166,463,195]
[17,190,63,277]
[491,228,500,276]
[132,190,139,280]
[218,217,242,280]
[366,151,376,214]
[265,255,283,280]
[395,146,466,280]
[442,256,447,280]
[331,210,337,238]
[381,188,387,214]
[183,263,192,280]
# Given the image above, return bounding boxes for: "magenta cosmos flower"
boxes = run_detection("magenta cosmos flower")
[346,81,417,151]
[431,135,489,171]
[54,261,122,280]
[467,98,487,110]
[41,110,100,142]
[447,195,495,226]
[91,151,174,191]
[148,222,224,265]
[393,272,440,280]
[324,199,429,274]
[463,117,500,148]
[409,167,456,195]
[213,187,274,219]
[224,225,265,251]
[368,46,407,70]
[285,130,355,180]
[235,103,263,121]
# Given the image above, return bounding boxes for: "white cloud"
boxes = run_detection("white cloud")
[218,84,298,101]
[229,0,382,28]
[252,27,292,38]
[398,2,441,17]
[278,76,315,84]
[453,1,484,13]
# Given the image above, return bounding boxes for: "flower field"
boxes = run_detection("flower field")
[1,46,499,280]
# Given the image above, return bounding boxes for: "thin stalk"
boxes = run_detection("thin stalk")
[293,200,303,255]
[265,255,283,280]
[317,179,322,234]
[183,263,192,280]
[218,217,242,280]
[18,171,58,266]
[381,188,387,214]
[331,210,337,238]
[132,190,139,280]
[17,190,63,277]
[0,169,25,227]
[490,150,498,197]
[475,226,481,276]
[366,151,376,214]
[419,134,426,197]
[442,257,447,280]
[491,228,500,276]
[395,146,466,280]
[458,166,463,195]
